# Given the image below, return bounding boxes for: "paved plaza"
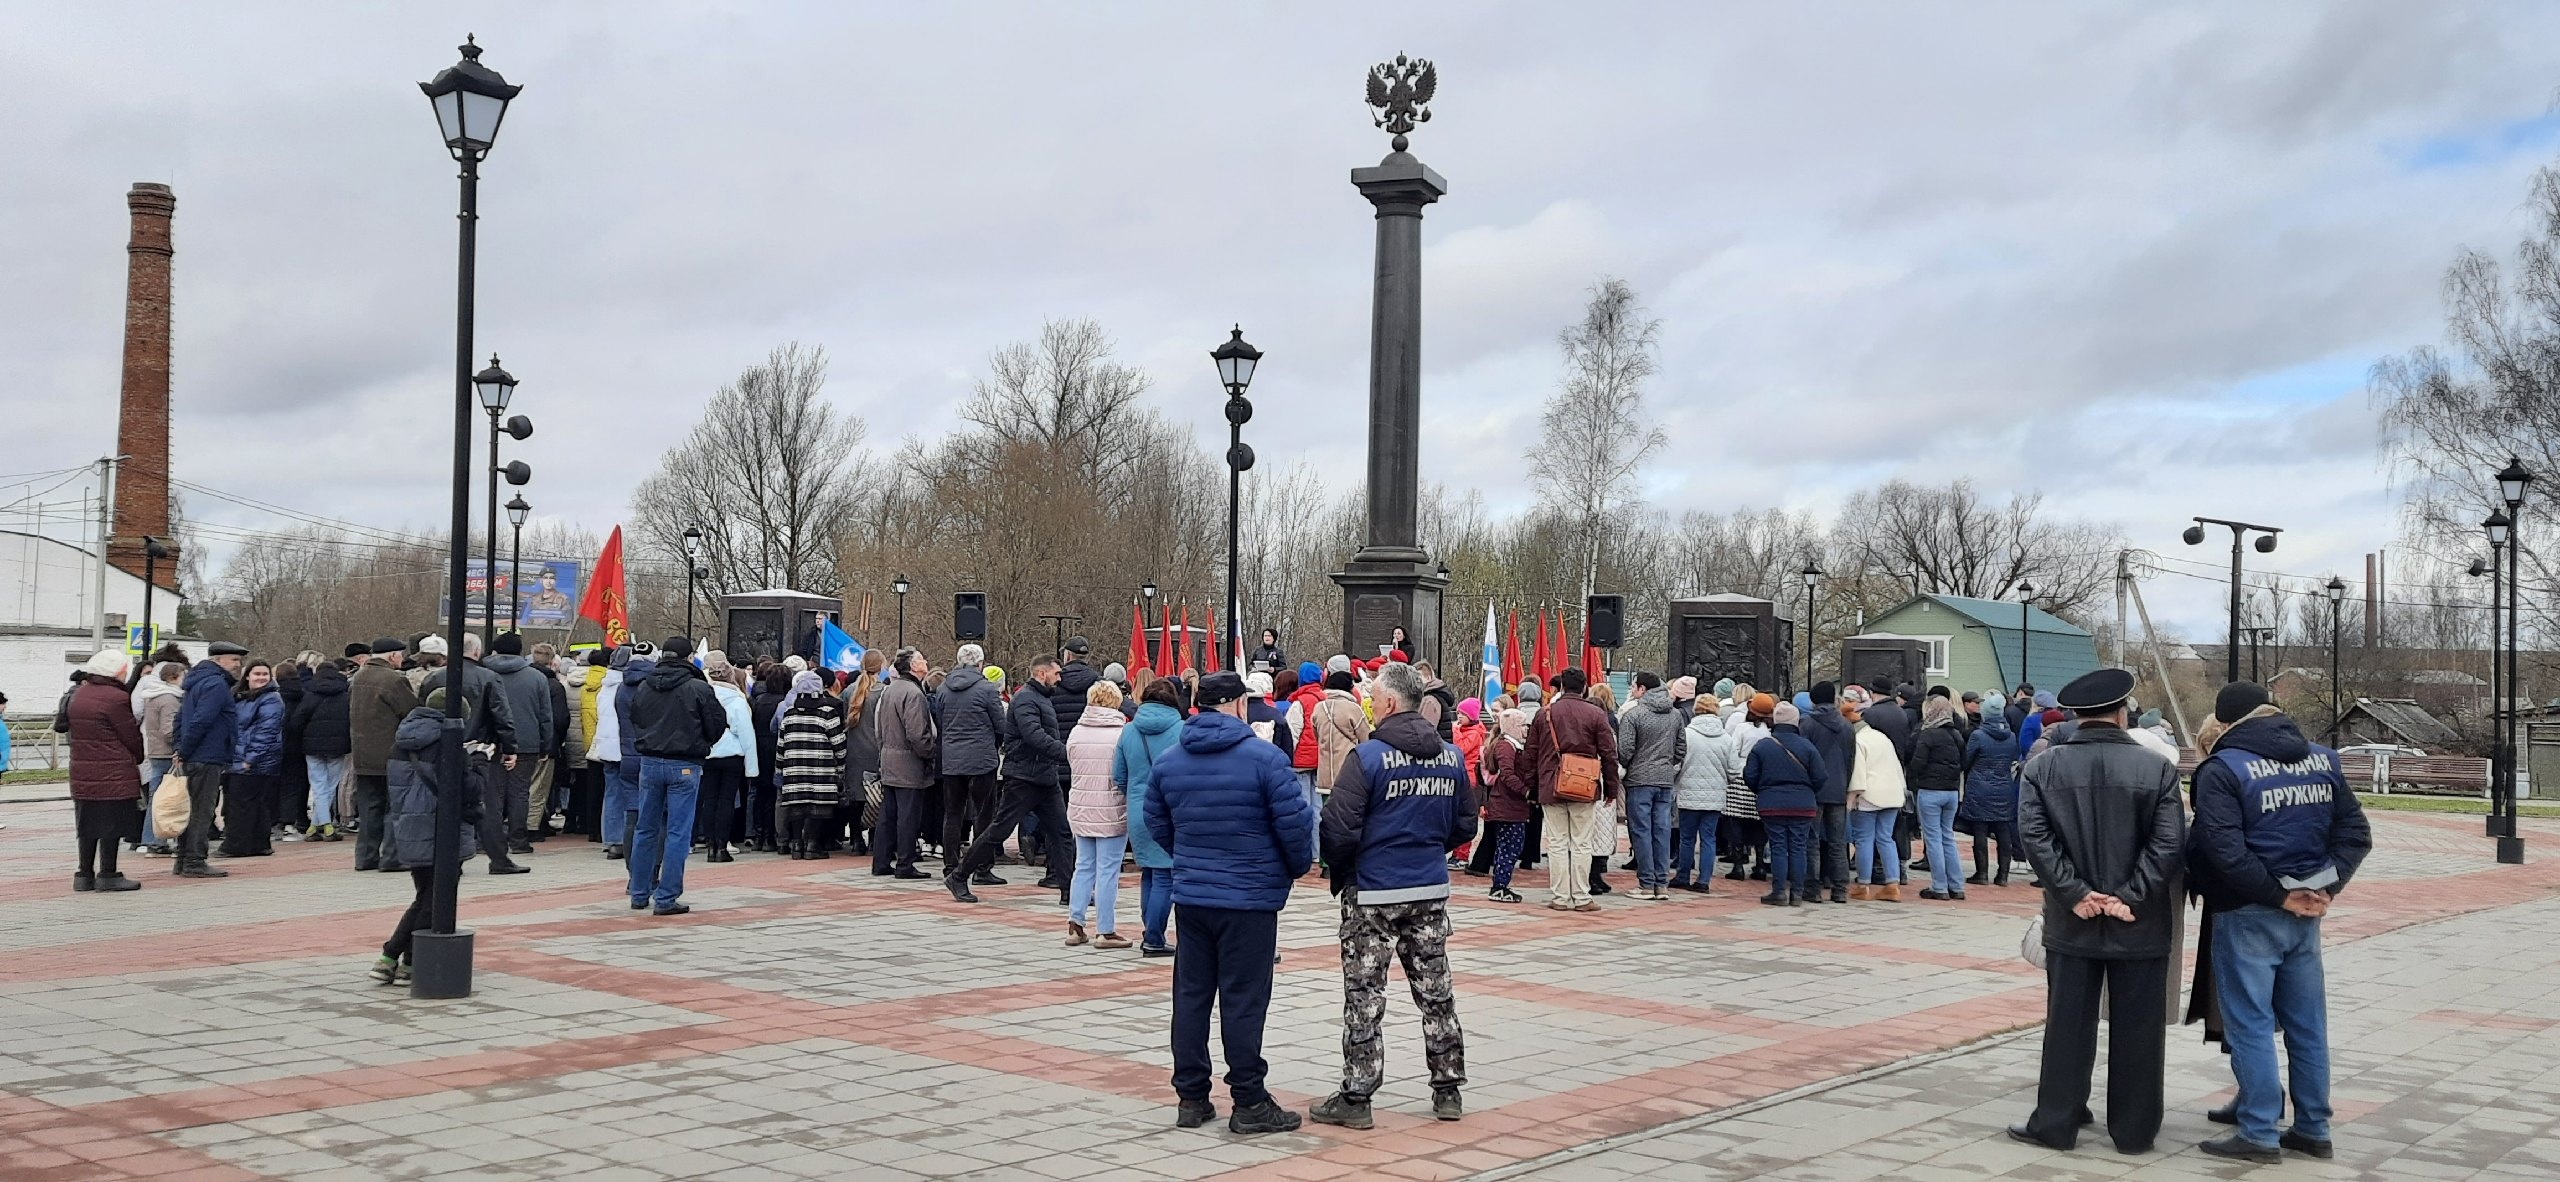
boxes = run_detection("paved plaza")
[0,798,2553,1182]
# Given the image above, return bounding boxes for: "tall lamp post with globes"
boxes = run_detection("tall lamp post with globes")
[1799,562,1822,691]
[2017,581,2037,693]
[476,356,530,647]
[2184,516,2282,684]
[2323,575,2346,743]
[417,34,520,1000]
[2495,457,2532,862]
[892,574,910,650]
[1212,327,1261,671]
[682,527,704,641]
[505,495,530,631]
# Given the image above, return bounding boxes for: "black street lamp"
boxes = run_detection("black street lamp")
[505,494,530,631]
[417,34,519,1000]
[1140,581,1157,666]
[2018,581,2037,693]
[892,574,910,650]
[2184,516,2282,684]
[2324,575,2347,743]
[2495,457,2532,862]
[2480,514,2507,842]
[1212,326,1261,671]
[683,526,704,640]
[136,535,172,656]
[1799,562,1823,691]
[477,356,530,646]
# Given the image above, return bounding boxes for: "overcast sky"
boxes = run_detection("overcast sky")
[9,1,2560,637]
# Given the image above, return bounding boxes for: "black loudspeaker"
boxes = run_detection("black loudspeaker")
[1586,594,1625,649]
[953,592,988,641]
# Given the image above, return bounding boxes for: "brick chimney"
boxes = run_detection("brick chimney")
[108,182,177,584]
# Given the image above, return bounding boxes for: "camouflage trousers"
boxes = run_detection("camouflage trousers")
[1338,893,1466,1100]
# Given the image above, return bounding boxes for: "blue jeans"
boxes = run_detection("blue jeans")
[1070,833,1127,932]
[1765,816,1814,896]
[306,755,348,830]
[2213,904,2332,1148]
[1671,808,1720,885]
[628,756,701,909]
[1297,770,1321,845]
[1916,790,1962,893]
[601,760,635,846]
[1141,866,1174,948]
[1850,808,1902,884]
[141,758,173,848]
[1625,786,1675,890]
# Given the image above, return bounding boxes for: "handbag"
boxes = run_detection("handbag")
[1544,710,1602,803]
[151,768,192,837]
[2021,915,2047,969]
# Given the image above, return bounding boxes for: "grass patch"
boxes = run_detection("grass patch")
[1,769,69,785]
[2356,792,2560,818]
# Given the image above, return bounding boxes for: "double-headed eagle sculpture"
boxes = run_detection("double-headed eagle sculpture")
[1366,54,1436,152]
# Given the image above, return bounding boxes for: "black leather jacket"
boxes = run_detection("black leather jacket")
[2019,723,2186,961]
[1903,721,1965,792]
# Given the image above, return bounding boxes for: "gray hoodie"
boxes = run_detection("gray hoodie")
[483,652,555,756]
[1616,689,1689,788]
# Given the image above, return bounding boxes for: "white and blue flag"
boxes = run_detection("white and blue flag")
[821,619,866,673]
[1480,599,1502,706]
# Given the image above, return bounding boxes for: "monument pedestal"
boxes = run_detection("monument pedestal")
[1667,594,1795,696]
[1334,549,1448,667]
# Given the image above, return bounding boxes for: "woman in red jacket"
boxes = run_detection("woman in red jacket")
[67,649,147,892]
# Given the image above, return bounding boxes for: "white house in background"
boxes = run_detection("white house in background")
[0,529,186,712]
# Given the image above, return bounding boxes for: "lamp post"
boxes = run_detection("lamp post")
[2018,581,2037,693]
[1212,326,1261,672]
[892,574,910,650]
[2481,512,2508,841]
[2324,575,2346,743]
[505,495,529,632]
[682,527,704,641]
[2496,457,2533,862]
[475,355,528,646]
[417,34,519,1000]
[138,535,171,655]
[1800,562,1823,690]
[2184,516,2282,683]
[1140,581,1157,666]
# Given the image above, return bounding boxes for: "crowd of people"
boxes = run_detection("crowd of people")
[51,624,2371,1159]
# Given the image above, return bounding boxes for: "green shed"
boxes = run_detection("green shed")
[1853,594,2101,696]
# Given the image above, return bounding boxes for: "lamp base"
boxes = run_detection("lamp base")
[2488,814,2517,838]
[2496,836,2526,865]
[408,929,476,999]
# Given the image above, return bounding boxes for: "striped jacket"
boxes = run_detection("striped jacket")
[774,698,846,810]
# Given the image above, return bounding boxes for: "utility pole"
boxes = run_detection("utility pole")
[89,455,120,654]
[2126,574,2195,750]
[2114,549,2131,669]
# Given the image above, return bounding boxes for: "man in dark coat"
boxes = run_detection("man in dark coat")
[172,641,246,878]
[2010,669,2186,1156]
[935,644,1006,879]
[1144,670,1313,1136]
[945,657,1075,903]
[1799,681,1856,904]
[485,633,554,853]
[625,638,726,914]
[420,634,524,875]
[871,648,939,878]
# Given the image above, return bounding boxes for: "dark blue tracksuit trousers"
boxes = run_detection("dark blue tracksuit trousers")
[1170,904,1280,1106]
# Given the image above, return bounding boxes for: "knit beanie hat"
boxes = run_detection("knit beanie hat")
[1747,692,1776,721]
[1299,661,1323,686]
[1712,677,1735,702]
[1792,691,1813,714]
[1810,680,1835,705]
[1457,697,1481,722]
[1771,701,1800,726]
[2214,681,2273,723]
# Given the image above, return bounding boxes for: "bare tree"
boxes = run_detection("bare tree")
[2374,160,2560,636]
[1530,278,1666,604]
[1833,479,2120,615]
[630,343,868,604]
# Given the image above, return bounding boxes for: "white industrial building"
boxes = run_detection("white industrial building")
[1,529,187,712]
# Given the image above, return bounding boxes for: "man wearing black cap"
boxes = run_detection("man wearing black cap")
[2188,682,2369,1164]
[170,641,248,878]
[625,637,727,914]
[347,638,418,871]
[2010,667,2186,1156]
[1143,668,1314,1135]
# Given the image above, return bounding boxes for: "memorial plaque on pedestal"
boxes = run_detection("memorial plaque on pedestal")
[1841,636,1931,691]
[1667,595,1794,695]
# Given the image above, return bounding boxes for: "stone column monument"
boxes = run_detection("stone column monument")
[1333,54,1452,665]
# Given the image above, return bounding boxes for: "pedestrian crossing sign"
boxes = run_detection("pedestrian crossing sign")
[126,624,156,657]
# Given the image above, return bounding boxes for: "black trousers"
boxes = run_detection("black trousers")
[1971,821,2021,879]
[2030,953,2168,1151]
[748,768,779,844]
[75,799,135,876]
[939,772,998,863]
[352,773,392,868]
[702,756,745,849]
[177,762,223,868]
[383,867,436,960]
[577,764,606,841]
[471,754,520,870]
[1170,904,1279,1106]
[219,772,277,856]
[1817,803,1849,889]
[871,786,928,873]
[952,777,1071,886]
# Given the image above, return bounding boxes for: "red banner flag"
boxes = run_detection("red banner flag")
[1549,612,1567,682]
[1530,610,1549,687]
[1178,605,1195,673]
[1204,605,1220,673]
[577,526,631,647]
[1130,598,1149,673]
[1504,610,1523,692]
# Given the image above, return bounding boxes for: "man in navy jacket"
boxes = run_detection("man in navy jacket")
[1312,662,1477,1130]
[172,641,247,878]
[2188,683,2370,1165]
[1144,670,1312,1137]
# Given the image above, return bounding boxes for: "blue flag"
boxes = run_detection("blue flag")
[1480,600,1502,707]
[821,619,866,673]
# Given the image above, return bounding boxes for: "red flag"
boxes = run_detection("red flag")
[1130,598,1149,673]
[1549,612,1567,681]
[1204,605,1220,673]
[1157,608,1173,675]
[577,526,631,647]
[1531,610,1549,687]
[1504,610,1523,691]
[1179,605,1195,673]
